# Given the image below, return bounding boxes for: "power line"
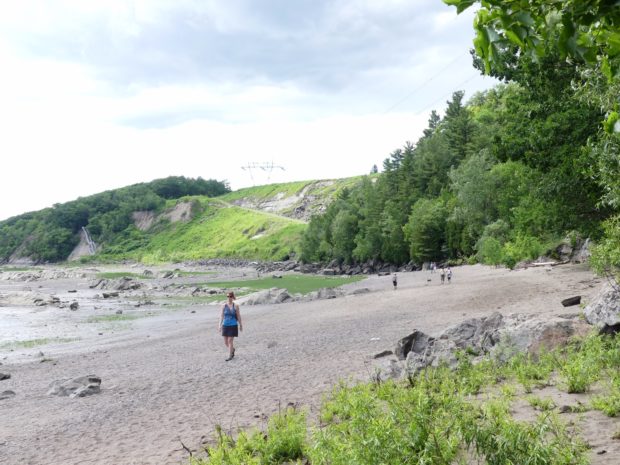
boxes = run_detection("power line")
[381,4,476,115]
[382,52,469,114]
[415,72,482,115]
[241,162,285,184]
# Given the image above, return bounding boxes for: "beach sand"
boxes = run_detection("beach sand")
[0,263,618,465]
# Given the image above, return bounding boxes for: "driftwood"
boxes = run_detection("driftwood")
[561,296,582,307]
[179,439,193,457]
[527,260,570,268]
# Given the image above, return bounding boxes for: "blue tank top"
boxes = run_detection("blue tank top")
[222,303,238,326]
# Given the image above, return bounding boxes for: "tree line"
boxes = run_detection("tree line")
[300,35,617,271]
[0,176,230,262]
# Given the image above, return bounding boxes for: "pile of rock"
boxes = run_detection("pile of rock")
[374,312,592,382]
[0,269,87,282]
[239,286,348,306]
[374,283,619,382]
[187,257,420,276]
[89,277,144,291]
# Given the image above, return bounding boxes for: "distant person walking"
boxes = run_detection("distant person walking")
[392,273,398,290]
[447,267,453,284]
[219,291,243,361]
[440,267,446,284]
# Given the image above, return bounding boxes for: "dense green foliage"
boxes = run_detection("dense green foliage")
[442,0,620,278]
[301,80,609,267]
[301,2,620,270]
[0,176,229,263]
[193,332,620,465]
[444,0,620,79]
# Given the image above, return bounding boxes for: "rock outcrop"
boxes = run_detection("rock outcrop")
[584,283,620,334]
[375,312,592,381]
[556,236,591,263]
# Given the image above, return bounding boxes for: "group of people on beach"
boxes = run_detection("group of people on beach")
[430,262,453,284]
[440,266,452,284]
[392,264,453,291]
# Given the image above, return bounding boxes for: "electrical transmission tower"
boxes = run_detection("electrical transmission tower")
[241,162,285,184]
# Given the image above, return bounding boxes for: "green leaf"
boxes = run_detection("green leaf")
[601,56,613,81]
[603,111,619,134]
[605,32,620,57]
[473,20,490,62]
[561,12,576,37]
[544,10,562,29]
[498,13,512,30]
[514,11,536,28]
[485,25,500,43]
[442,0,477,14]
[582,46,598,63]
[558,25,576,57]
[505,28,525,48]
[610,59,620,79]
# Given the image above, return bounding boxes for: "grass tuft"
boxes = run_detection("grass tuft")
[207,274,364,295]
[190,331,618,465]
[86,314,141,323]
[0,337,77,350]
[96,272,151,279]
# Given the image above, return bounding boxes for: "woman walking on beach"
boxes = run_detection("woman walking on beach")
[219,291,243,361]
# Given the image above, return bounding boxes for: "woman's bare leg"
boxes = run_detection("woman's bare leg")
[223,336,235,359]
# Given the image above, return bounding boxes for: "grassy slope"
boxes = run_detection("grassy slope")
[219,181,311,202]
[219,177,365,217]
[0,177,362,264]
[96,177,363,263]
[104,198,306,263]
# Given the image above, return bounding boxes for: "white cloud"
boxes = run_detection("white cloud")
[432,10,459,30]
[0,111,425,218]
[0,0,496,220]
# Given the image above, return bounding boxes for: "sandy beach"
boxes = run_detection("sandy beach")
[1,263,618,465]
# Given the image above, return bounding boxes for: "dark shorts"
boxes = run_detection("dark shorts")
[222,325,238,337]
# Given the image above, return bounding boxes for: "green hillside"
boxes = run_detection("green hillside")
[103,198,306,263]
[0,175,361,264]
[219,176,367,220]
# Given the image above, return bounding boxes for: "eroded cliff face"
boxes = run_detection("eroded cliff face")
[228,180,337,222]
[66,200,201,262]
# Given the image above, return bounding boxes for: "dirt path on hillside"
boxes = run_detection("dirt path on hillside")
[0,264,617,465]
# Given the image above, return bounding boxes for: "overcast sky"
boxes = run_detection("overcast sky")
[0,0,496,221]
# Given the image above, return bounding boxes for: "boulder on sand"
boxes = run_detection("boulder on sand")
[48,375,102,398]
[584,283,620,334]
[242,288,292,305]
[375,312,591,381]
